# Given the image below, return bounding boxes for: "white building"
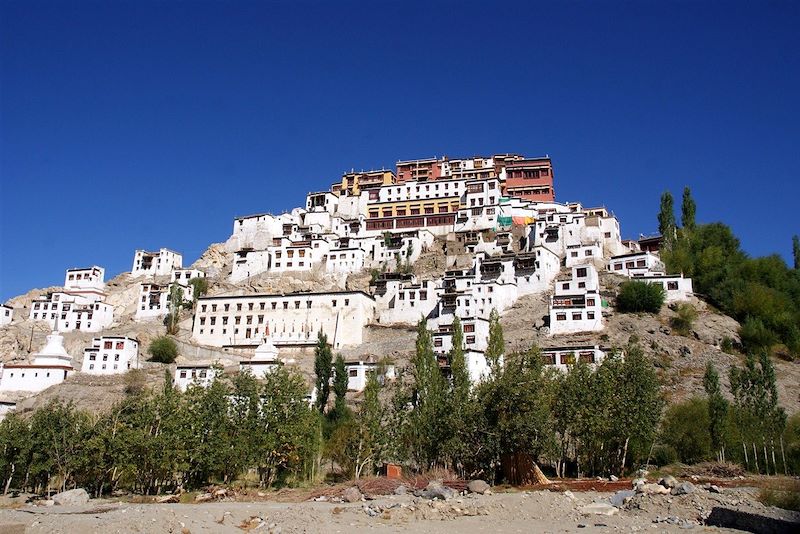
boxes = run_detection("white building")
[131,248,183,277]
[135,277,198,320]
[0,304,12,327]
[239,336,283,378]
[608,252,663,276]
[173,364,220,391]
[192,291,376,349]
[632,273,694,303]
[549,264,604,336]
[372,274,441,325]
[64,266,105,290]
[343,361,396,392]
[81,336,139,374]
[540,345,611,372]
[0,401,16,421]
[29,290,114,333]
[0,331,76,393]
[172,268,205,284]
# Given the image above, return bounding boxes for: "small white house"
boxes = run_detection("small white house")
[632,273,694,303]
[29,290,114,333]
[608,252,663,276]
[540,345,611,372]
[0,304,12,327]
[131,248,183,277]
[64,266,105,290]
[173,364,220,391]
[171,268,205,284]
[549,264,603,336]
[0,331,76,393]
[239,336,282,378]
[81,336,139,374]
[134,281,195,320]
[343,361,396,392]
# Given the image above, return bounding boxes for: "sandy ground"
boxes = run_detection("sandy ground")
[0,484,793,534]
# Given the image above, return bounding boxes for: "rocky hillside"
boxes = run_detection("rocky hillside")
[2,238,798,417]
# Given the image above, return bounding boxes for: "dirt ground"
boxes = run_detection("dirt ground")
[0,479,797,534]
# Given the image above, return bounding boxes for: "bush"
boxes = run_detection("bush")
[651,444,678,467]
[148,336,178,363]
[739,317,777,354]
[616,281,666,313]
[188,277,209,300]
[670,304,697,336]
[720,337,736,354]
[659,397,712,464]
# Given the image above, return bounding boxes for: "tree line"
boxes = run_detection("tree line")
[658,187,800,357]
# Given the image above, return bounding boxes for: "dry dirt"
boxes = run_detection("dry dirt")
[0,479,796,534]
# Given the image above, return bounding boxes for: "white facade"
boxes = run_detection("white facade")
[632,273,694,303]
[372,276,441,325]
[29,290,114,333]
[549,264,604,336]
[173,364,220,391]
[343,361,396,392]
[0,331,75,393]
[0,305,12,327]
[540,345,610,372]
[64,266,105,290]
[192,291,376,349]
[608,252,663,276]
[172,268,205,284]
[81,336,139,374]
[135,280,195,320]
[131,248,183,277]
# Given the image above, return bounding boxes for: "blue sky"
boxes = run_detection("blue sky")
[1,0,799,301]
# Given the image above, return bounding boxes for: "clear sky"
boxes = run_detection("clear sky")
[1,0,799,301]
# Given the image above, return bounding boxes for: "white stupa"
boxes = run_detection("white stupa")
[32,331,74,368]
[240,332,282,377]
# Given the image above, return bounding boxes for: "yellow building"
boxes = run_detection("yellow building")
[331,170,396,196]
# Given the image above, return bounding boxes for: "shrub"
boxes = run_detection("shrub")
[124,369,147,395]
[739,317,777,354]
[670,304,697,336]
[659,397,713,464]
[720,337,736,354]
[148,336,178,364]
[651,444,678,467]
[616,281,666,313]
[188,277,209,300]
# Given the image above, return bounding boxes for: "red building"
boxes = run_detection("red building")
[503,157,555,202]
[396,158,443,183]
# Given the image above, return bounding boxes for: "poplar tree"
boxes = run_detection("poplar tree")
[703,362,729,461]
[485,308,504,371]
[449,316,470,398]
[681,186,696,232]
[658,191,676,243]
[313,332,333,413]
[331,353,349,421]
[793,235,800,270]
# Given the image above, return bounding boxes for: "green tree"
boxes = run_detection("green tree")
[0,414,31,494]
[793,235,800,270]
[188,277,209,308]
[475,346,555,484]
[681,186,696,232]
[330,353,350,421]
[313,331,333,413]
[658,191,676,244]
[165,283,186,335]
[703,362,730,461]
[485,308,504,370]
[148,336,178,363]
[404,318,450,469]
[616,280,666,313]
[659,397,712,464]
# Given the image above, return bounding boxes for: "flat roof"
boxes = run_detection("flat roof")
[197,290,375,302]
[610,251,654,260]
[66,266,103,272]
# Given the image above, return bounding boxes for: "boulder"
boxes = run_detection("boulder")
[636,483,670,495]
[609,475,619,482]
[703,484,723,494]
[342,486,362,503]
[631,478,647,490]
[52,488,90,506]
[393,485,407,496]
[157,494,180,503]
[671,482,696,496]
[580,503,618,516]
[414,482,457,501]
[467,480,490,495]
[609,490,635,508]
[634,469,649,479]
[658,475,678,489]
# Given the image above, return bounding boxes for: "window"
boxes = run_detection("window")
[464,324,475,333]
[636,259,646,267]
[332,300,337,307]
[576,267,587,278]
[614,264,623,271]
[434,338,443,347]
[348,368,358,377]
[116,341,124,350]
[556,313,567,321]
[587,298,595,306]
[562,283,570,290]
[572,312,582,320]
[104,341,113,349]
[466,335,476,344]
[667,281,679,290]
[587,312,595,319]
